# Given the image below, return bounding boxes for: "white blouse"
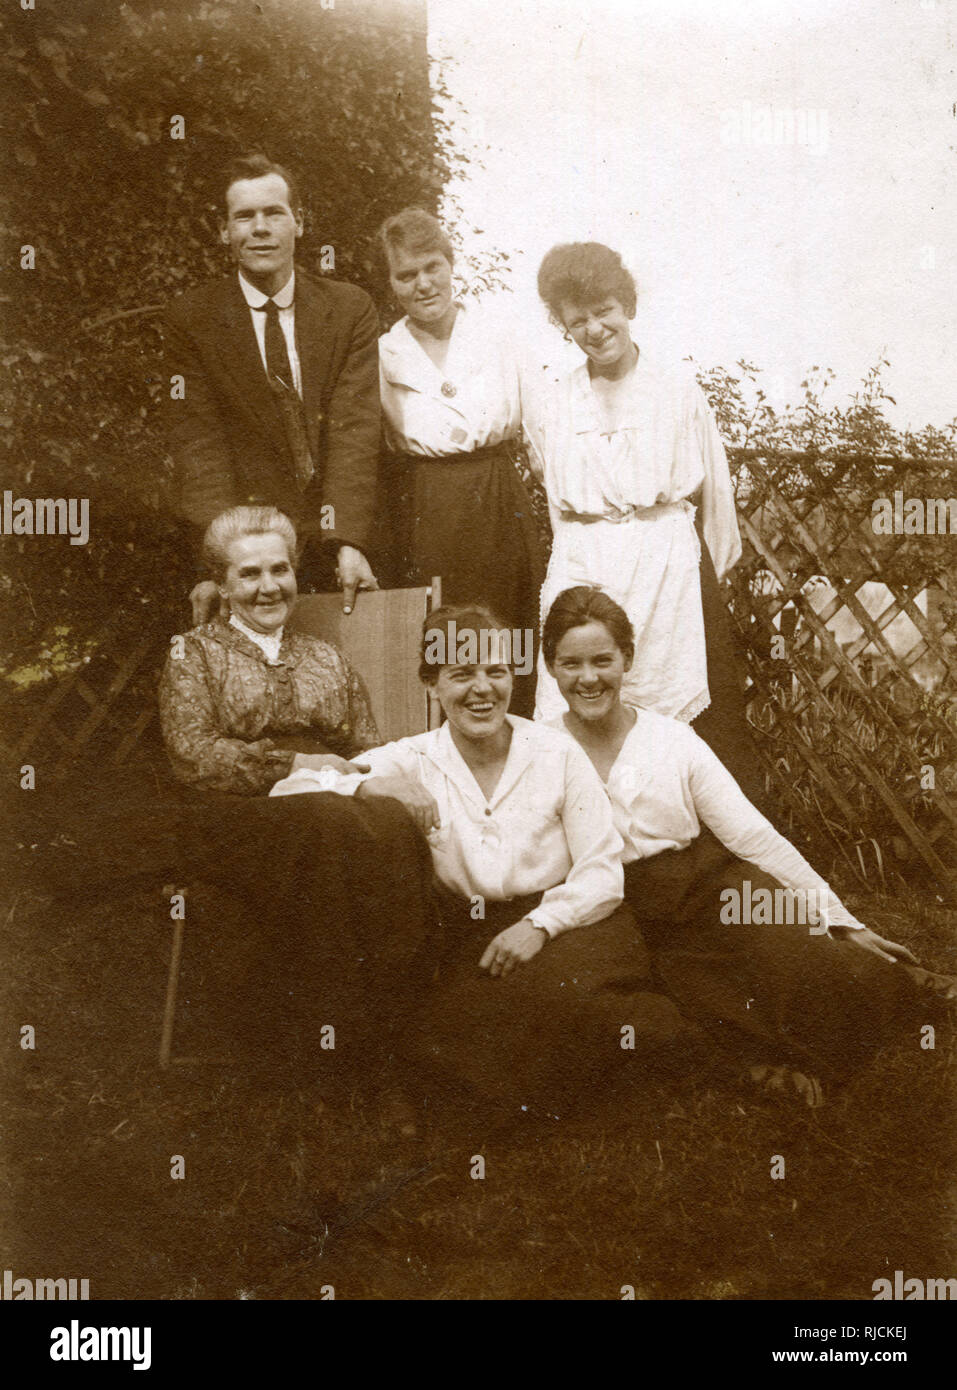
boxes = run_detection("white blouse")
[523,354,742,581]
[270,715,625,936]
[549,708,865,933]
[378,298,523,456]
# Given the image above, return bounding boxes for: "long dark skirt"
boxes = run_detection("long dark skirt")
[182,791,438,1069]
[690,524,768,807]
[387,440,545,717]
[35,777,438,1080]
[399,882,684,1117]
[623,833,915,1083]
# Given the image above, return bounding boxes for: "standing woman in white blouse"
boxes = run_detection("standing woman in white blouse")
[272,602,681,1119]
[377,209,544,714]
[542,586,955,1105]
[525,242,762,798]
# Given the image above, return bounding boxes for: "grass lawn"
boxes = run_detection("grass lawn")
[1,850,954,1302]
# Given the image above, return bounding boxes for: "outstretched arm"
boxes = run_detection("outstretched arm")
[683,726,916,960]
[267,735,440,836]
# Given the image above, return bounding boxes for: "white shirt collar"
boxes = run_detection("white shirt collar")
[229,613,284,660]
[379,300,466,385]
[547,705,656,796]
[237,267,296,309]
[428,715,538,810]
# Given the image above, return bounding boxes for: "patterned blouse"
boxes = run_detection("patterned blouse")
[159,619,379,795]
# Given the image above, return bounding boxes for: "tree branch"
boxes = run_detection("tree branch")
[74,304,165,336]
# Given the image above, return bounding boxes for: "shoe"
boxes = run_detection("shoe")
[749,1063,824,1108]
[901,964,957,1003]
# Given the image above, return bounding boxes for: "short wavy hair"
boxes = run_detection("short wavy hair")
[202,505,299,582]
[222,153,301,214]
[537,242,637,323]
[542,586,635,666]
[418,603,513,685]
[377,207,454,269]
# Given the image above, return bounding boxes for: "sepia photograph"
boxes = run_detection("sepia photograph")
[1,0,954,1350]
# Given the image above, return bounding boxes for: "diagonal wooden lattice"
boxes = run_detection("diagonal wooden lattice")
[11,615,169,777]
[726,448,957,899]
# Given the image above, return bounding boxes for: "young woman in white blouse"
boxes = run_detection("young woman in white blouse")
[525,242,763,800]
[272,602,681,1118]
[542,585,954,1105]
[376,208,544,714]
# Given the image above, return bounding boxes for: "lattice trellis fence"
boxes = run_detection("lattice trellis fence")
[6,613,171,779]
[725,446,957,900]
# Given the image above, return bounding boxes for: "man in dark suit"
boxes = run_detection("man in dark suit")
[164,153,380,618]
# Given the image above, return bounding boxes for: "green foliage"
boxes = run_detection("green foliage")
[1,0,443,673]
[699,357,957,590]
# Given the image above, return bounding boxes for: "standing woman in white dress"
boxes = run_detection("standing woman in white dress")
[377,208,544,714]
[525,242,762,797]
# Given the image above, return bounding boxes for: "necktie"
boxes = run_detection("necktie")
[257,299,314,489]
[263,298,295,392]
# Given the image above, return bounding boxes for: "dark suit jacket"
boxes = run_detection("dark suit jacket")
[163,268,380,559]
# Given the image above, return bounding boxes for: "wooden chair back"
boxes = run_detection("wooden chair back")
[288,582,441,742]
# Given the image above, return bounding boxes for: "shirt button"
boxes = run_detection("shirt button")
[484,808,492,817]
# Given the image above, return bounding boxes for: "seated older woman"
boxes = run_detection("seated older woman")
[271,602,683,1120]
[156,504,436,1076]
[161,504,379,789]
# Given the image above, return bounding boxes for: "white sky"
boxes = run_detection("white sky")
[428,0,957,430]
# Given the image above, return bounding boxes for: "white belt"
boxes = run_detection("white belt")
[560,499,693,526]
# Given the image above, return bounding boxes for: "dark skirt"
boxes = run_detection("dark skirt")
[400,882,684,1117]
[387,440,545,717]
[623,833,915,1083]
[34,776,438,1078]
[691,523,768,807]
[181,790,438,1065]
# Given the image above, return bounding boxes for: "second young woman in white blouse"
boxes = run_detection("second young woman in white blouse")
[542,585,953,1105]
